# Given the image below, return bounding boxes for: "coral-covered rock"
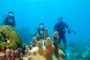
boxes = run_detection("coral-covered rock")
[0,25,23,51]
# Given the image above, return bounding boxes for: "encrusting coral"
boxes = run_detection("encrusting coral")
[0,25,23,51]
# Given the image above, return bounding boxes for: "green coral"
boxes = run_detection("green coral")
[0,25,23,52]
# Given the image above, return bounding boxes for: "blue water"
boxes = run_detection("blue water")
[0,0,90,44]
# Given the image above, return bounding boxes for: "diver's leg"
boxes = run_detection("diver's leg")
[58,36,61,45]
[62,35,67,50]
[62,35,67,59]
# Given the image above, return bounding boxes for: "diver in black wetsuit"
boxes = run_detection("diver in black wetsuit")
[54,17,71,50]
[29,23,46,40]
[2,11,16,29]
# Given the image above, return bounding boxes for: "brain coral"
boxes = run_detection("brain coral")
[0,25,23,52]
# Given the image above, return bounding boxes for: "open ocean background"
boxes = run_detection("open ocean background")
[0,0,90,45]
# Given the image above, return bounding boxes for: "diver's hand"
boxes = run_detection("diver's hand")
[67,30,71,34]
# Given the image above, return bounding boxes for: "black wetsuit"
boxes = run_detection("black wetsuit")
[37,28,45,39]
[4,16,15,27]
[54,22,68,44]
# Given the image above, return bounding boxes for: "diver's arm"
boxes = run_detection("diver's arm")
[64,23,70,30]
[64,23,71,34]
[29,30,38,37]
[28,32,34,37]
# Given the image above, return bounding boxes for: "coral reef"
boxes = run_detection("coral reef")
[0,26,65,60]
[0,25,23,51]
[24,37,55,60]
[0,47,23,60]
[67,42,90,60]
[85,50,90,60]
[23,31,65,60]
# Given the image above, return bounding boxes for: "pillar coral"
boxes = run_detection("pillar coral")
[44,28,48,40]
[53,32,65,59]
[23,31,65,60]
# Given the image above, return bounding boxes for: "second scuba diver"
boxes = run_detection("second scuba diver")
[54,17,71,50]
[29,23,47,40]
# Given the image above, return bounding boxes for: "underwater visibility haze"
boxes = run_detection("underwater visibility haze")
[0,0,90,60]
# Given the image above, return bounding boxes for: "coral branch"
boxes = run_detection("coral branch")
[44,28,48,40]
[53,32,59,58]
[33,37,37,46]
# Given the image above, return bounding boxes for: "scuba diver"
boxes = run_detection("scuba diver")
[29,23,46,40]
[54,17,71,50]
[2,11,16,29]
